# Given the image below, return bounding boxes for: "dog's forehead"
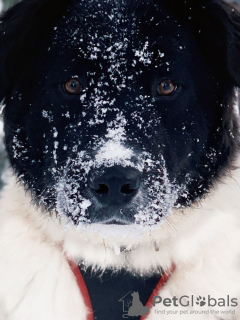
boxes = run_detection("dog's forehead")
[52,0,190,61]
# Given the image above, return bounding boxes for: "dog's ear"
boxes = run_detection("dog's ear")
[0,0,68,102]
[211,1,240,87]
[172,0,240,87]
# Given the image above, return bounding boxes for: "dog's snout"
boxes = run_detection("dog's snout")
[89,166,141,206]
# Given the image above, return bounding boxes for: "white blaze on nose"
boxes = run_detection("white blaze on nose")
[95,140,134,165]
[95,125,133,166]
[94,116,134,167]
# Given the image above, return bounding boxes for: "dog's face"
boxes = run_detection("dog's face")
[1,0,240,229]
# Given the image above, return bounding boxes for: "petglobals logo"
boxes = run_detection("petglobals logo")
[118,292,238,319]
[152,295,238,308]
[119,291,150,318]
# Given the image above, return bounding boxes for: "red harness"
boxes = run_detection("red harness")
[67,258,175,320]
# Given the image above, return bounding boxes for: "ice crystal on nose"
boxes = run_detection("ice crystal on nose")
[95,141,134,168]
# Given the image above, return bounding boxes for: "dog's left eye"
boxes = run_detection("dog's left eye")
[157,80,176,96]
[64,78,83,95]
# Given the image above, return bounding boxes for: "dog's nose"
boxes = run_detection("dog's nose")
[89,166,141,206]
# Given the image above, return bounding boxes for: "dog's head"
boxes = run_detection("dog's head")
[0,0,240,229]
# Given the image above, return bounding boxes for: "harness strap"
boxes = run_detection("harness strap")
[67,258,94,320]
[67,257,175,320]
[140,263,175,320]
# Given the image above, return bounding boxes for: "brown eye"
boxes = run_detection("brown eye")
[158,80,176,96]
[64,78,83,95]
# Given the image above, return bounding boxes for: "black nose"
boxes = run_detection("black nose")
[89,166,141,206]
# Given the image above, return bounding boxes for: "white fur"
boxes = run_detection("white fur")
[0,161,240,319]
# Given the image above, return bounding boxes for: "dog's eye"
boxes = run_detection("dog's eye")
[64,78,83,95]
[158,80,176,96]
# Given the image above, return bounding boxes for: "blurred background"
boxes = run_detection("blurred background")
[0,0,240,191]
[1,0,15,10]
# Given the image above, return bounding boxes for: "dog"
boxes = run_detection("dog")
[0,0,240,319]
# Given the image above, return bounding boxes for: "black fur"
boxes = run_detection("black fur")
[0,0,240,226]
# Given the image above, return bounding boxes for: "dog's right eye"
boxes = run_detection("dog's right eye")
[157,80,176,96]
[63,78,83,95]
